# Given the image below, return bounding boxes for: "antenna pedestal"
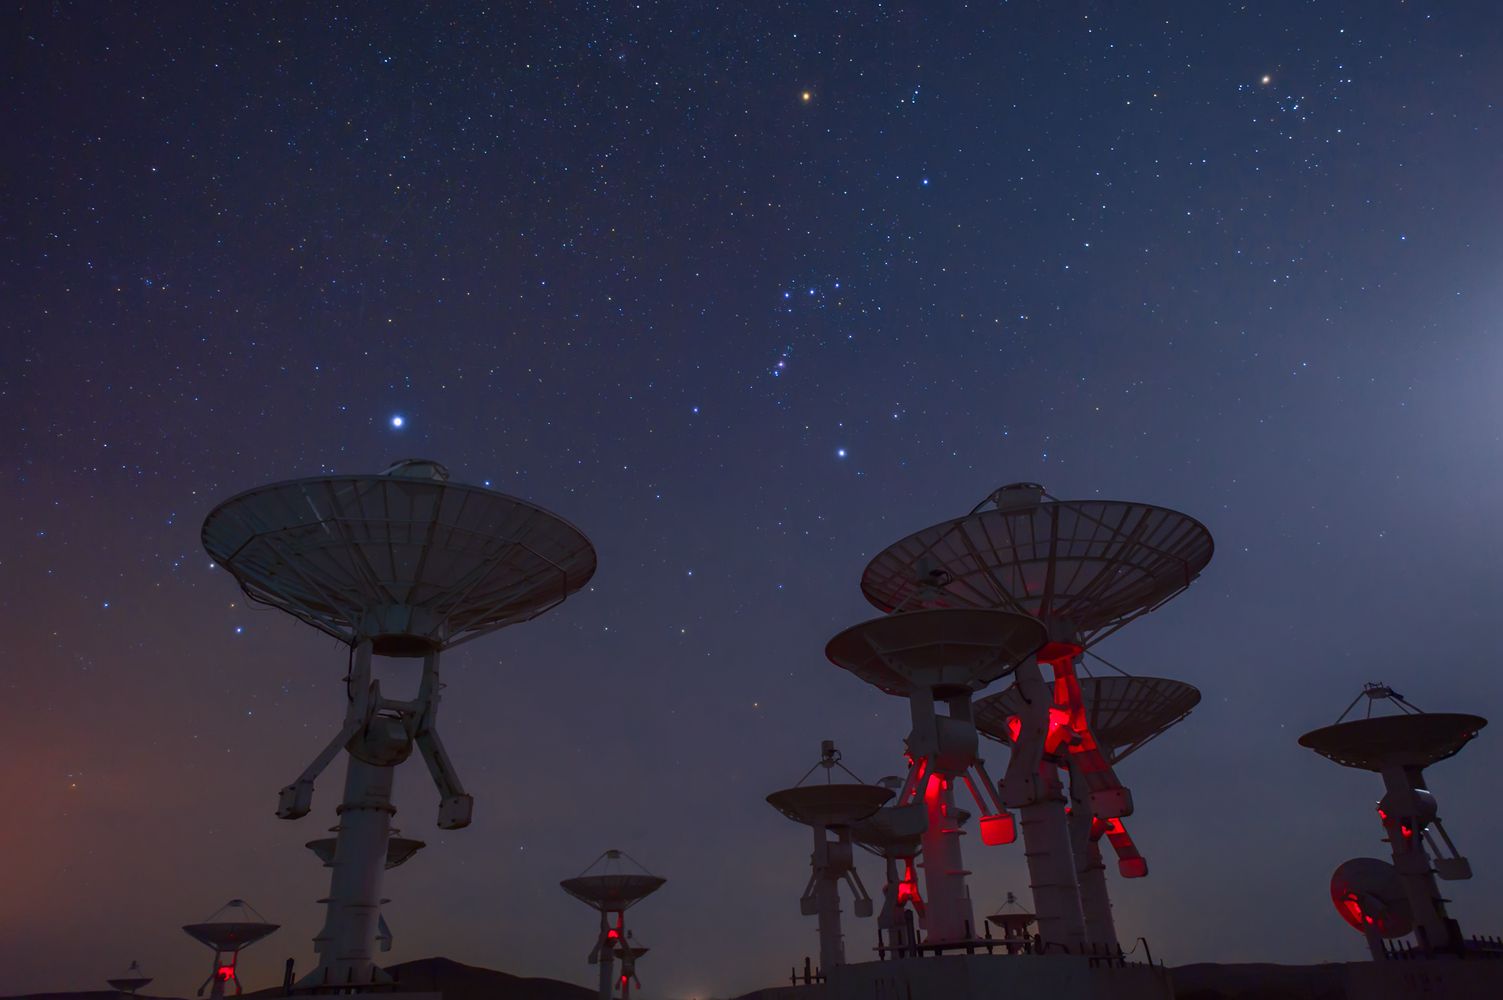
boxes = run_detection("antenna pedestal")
[299,738,400,990]
[1002,656,1086,952]
[595,913,618,1000]
[1378,764,1463,954]
[915,769,973,943]
[876,856,924,954]
[811,833,851,971]
[1068,765,1117,951]
[768,746,889,971]
[1018,760,1086,951]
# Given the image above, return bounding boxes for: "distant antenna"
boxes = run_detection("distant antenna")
[767,742,892,973]
[181,900,278,999]
[858,484,1213,950]
[1300,685,1486,955]
[560,850,666,1000]
[106,960,153,995]
[975,674,1201,950]
[825,607,1046,944]
[202,460,595,989]
[984,892,1038,956]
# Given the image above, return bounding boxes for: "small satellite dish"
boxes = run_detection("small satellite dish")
[106,961,152,994]
[1331,858,1414,938]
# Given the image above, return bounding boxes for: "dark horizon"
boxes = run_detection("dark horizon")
[6,2,1503,997]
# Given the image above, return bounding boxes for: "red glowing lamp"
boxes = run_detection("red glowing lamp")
[979,812,1016,846]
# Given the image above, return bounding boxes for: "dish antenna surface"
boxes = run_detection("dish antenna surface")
[859,483,1213,951]
[182,899,278,999]
[1300,684,1484,955]
[106,961,153,995]
[561,850,667,1000]
[825,608,1045,945]
[203,460,595,989]
[975,674,1200,949]
[767,741,891,974]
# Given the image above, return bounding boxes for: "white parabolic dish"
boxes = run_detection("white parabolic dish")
[201,460,597,653]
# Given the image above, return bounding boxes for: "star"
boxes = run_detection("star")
[390,415,405,429]
[801,90,812,103]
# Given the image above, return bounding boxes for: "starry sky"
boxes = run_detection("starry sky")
[6,1,1503,996]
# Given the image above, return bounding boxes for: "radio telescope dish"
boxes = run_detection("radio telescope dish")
[203,461,596,990]
[976,675,1201,763]
[561,850,668,912]
[851,801,927,858]
[1301,684,1485,955]
[857,484,1211,954]
[182,900,278,1000]
[1331,858,1414,938]
[851,796,928,958]
[768,742,889,973]
[824,608,1046,696]
[985,892,1038,955]
[182,898,279,951]
[306,834,427,869]
[823,609,1046,945]
[767,784,894,828]
[562,851,666,1000]
[859,483,1213,646]
[1300,714,1486,771]
[106,961,152,994]
[974,672,1199,951]
[202,459,597,654]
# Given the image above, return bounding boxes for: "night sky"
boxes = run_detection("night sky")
[6,2,1503,996]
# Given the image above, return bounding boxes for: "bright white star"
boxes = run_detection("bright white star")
[390,415,405,429]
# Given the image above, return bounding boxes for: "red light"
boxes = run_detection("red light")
[1400,823,1414,839]
[1334,892,1387,932]
[1006,715,1022,743]
[923,772,944,808]
[1037,641,1083,663]
[1338,895,1368,928]
[896,859,926,915]
[216,966,235,982]
[980,813,1016,845]
[1377,807,1388,821]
